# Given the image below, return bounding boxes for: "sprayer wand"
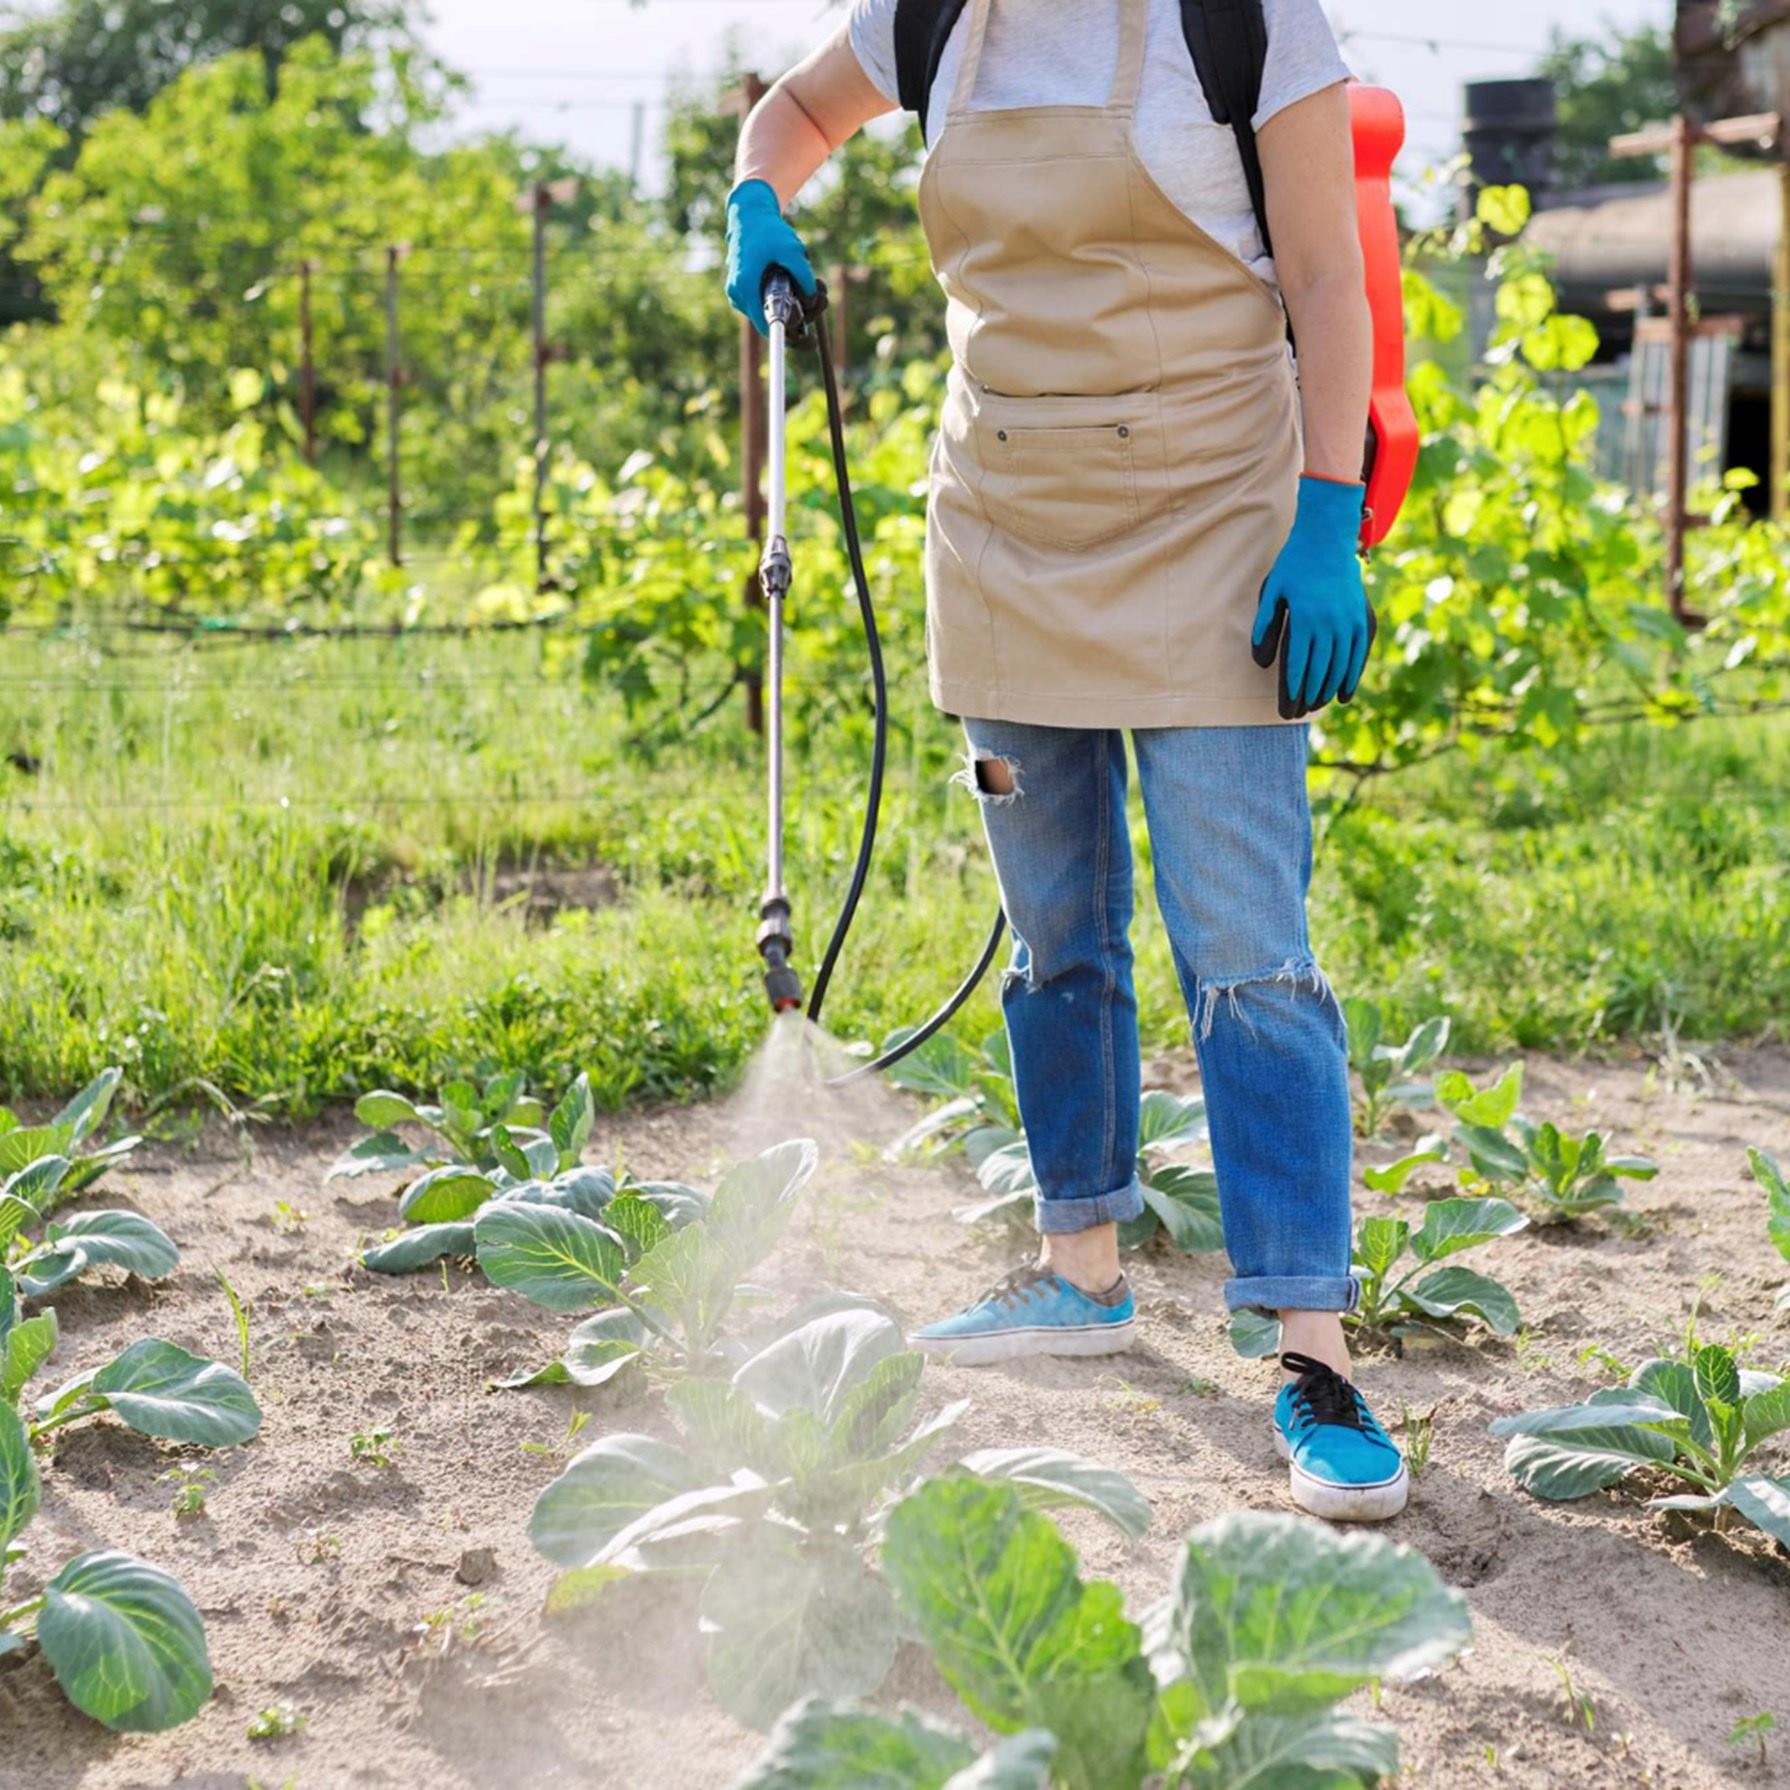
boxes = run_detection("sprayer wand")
[755,267,818,1014]
[751,263,1008,1078]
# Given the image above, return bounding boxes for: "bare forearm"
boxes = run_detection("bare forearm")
[733,28,895,205]
[1284,270,1371,484]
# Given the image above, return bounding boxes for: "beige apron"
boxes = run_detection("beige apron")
[916,0,1302,727]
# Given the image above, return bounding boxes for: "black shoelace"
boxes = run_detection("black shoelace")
[1282,1351,1369,1431]
[979,1263,1057,1311]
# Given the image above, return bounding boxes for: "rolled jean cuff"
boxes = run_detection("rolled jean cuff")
[1034,1175,1147,1235]
[1225,1274,1360,1317]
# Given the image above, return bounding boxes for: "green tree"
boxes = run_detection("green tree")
[0,0,414,141]
[1537,25,1677,188]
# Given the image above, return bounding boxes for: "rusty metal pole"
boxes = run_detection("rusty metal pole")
[1664,114,1693,621]
[532,180,551,593]
[737,70,769,736]
[299,259,317,466]
[384,245,404,569]
[1775,159,1790,524]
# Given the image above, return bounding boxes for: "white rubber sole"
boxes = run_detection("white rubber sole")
[1273,1425,1410,1523]
[913,1318,1137,1368]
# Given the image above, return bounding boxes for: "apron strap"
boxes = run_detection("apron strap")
[945,0,996,116]
[1107,0,1149,113]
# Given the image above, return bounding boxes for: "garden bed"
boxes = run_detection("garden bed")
[3,1045,1788,1789]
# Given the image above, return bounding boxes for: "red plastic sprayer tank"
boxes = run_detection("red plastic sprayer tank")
[1350,82,1418,551]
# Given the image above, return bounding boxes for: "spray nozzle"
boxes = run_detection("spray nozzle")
[757,895,804,1013]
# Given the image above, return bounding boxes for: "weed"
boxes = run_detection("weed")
[520,1410,592,1460]
[158,1464,217,1519]
[1514,1328,1555,1375]
[1728,1712,1776,1765]
[1550,1655,1596,1734]
[1398,1402,1438,1478]
[301,1531,342,1564]
[247,1703,307,1741]
[348,1427,397,1468]
[216,1268,252,1380]
[272,1201,310,1235]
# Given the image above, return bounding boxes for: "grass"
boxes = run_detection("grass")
[2,629,1788,1112]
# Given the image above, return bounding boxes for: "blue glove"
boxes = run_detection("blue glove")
[724,178,816,336]
[1251,475,1378,721]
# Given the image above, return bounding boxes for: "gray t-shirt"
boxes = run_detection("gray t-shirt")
[847,0,1350,287]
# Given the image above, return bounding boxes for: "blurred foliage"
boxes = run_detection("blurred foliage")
[1536,24,1677,189]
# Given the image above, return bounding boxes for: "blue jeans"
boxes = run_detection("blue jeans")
[959,718,1356,1316]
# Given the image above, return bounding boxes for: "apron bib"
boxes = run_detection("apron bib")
[916,0,1302,727]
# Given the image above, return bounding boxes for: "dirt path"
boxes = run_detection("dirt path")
[3,1044,1790,1790]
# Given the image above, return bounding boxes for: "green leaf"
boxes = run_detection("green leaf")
[1438,1063,1523,1129]
[38,1549,212,1732]
[1742,1381,1790,1450]
[361,1221,476,1273]
[327,1131,424,1181]
[0,1128,74,1179]
[702,1538,900,1731]
[0,1400,40,1551]
[1750,1148,1790,1265]
[668,1377,777,1470]
[1695,1344,1742,1409]
[562,1307,649,1387]
[603,1191,670,1260]
[1363,1139,1448,1196]
[1403,1266,1521,1335]
[1229,1309,1282,1360]
[1163,1510,1471,1715]
[3,1152,71,1216]
[1355,1216,1408,1280]
[50,1069,121,1147]
[491,1130,535,1183]
[880,1031,977,1099]
[1140,1167,1223,1253]
[1631,1359,1712,1451]
[1476,182,1532,235]
[1454,1123,1532,1183]
[543,1167,619,1219]
[1604,1155,1657,1181]
[1342,996,1382,1068]
[0,1264,12,1347]
[1408,1196,1527,1265]
[353,1090,426,1130]
[1493,1399,1678,1498]
[548,1072,595,1166]
[1136,1091,1205,1152]
[528,1433,708,1568]
[955,1447,1151,1539]
[733,1309,906,1426]
[731,1698,982,1790]
[707,1139,820,1269]
[473,1202,624,1311]
[1193,1711,1399,1790]
[1726,1475,1790,1550]
[882,1477,1153,1790]
[940,1735,1058,1790]
[17,1210,180,1296]
[67,1339,260,1448]
[1401,1016,1450,1074]
[398,1166,493,1224]
[2,1307,59,1404]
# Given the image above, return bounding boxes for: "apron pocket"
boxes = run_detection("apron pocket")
[975,421,1143,553]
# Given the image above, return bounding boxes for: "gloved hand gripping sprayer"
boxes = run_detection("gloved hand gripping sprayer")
[753,268,1008,1082]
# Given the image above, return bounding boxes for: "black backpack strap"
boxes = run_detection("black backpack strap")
[893,0,971,142]
[1180,0,1273,256]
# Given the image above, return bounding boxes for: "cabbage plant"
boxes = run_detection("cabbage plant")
[1366,1063,1657,1224]
[328,1067,560,1181]
[1344,997,1450,1137]
[1493,1340,1790,1551]
[735,1479,1471,1790]
[1,1399,212,1731]
[0,1067,142,1218]
[1232,1196,1528,1356]
[528,1305,1149,1732]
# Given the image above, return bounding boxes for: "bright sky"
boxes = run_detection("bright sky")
[422,0,1669,193]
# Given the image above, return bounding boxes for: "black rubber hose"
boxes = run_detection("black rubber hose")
[803,317,884,1030]
[793,297,1007,1082]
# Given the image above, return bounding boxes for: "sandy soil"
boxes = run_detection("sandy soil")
[3,1041,1790,1790]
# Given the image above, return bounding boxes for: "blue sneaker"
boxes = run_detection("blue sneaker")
[1273,1352,1409,1522]
[913,1265,1136,1366]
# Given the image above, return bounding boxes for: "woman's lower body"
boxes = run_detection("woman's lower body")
[913,717,1408,1520]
